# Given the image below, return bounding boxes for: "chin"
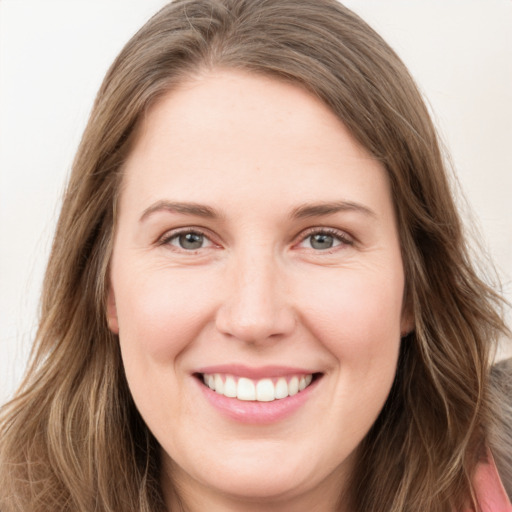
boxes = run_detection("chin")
[163,438,349,506]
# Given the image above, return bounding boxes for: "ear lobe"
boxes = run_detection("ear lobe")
[106,287,119,334]
[400,308,415,338]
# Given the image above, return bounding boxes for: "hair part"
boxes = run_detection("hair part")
[1,1,509,510]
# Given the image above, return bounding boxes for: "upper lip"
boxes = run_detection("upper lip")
[195,364,317,380]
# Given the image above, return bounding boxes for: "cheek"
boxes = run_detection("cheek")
[111,265,221,432]
[300,269,403,439]
[113,264,219,364]
[299,267,404,363]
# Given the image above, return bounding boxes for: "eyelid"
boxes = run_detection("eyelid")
[157,226,219,249]
[155,225,354,251]
[294,226,354,250]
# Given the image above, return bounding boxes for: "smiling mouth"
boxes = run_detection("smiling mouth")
[197,373,320,402]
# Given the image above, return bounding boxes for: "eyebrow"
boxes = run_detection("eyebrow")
[290,201,377,219]
[139,200,221,222]
[139,199,376,223]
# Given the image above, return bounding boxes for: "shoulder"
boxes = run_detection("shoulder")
[489,357,512,499]
[469,449,512,512]
[471,357,512,512]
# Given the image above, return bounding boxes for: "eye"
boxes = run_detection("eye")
[160,229,215,251]
[297,228,353,251]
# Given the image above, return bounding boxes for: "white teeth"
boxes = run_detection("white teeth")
[237,377,255,401]
[224,376,237,397]
[201,373,315,402]
[275,378,288,399]
[214,374,224,394]
[256,379,275,402]
[288,376,299,396]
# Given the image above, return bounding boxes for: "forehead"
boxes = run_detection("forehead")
[131,69,374,161]
[120,69,392,219]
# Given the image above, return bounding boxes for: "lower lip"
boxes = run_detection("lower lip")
[196,376,319,424]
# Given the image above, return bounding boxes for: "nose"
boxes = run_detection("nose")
[215,248,296,344]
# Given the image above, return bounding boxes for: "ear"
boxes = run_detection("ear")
[106,286,119,334]
[400,306,415,338]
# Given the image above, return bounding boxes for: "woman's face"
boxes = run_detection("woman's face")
[108,70,411,509]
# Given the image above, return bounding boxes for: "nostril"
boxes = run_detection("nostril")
[215,306,296,344]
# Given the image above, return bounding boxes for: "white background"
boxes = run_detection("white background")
[1,0,511,405]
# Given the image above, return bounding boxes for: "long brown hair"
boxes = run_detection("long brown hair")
[0,1,509,510]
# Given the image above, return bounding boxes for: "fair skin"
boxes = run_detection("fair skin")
[107,70,412,511]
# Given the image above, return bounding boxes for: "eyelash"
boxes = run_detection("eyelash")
[157,226,354,252]
[297,227,354,252]
[158,227,215,250]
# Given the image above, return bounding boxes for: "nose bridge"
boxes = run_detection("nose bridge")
[216,244,294,343]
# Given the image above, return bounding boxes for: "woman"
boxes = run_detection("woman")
[0,0,510,510]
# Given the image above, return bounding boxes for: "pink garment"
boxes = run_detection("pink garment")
[463,451,512,512]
